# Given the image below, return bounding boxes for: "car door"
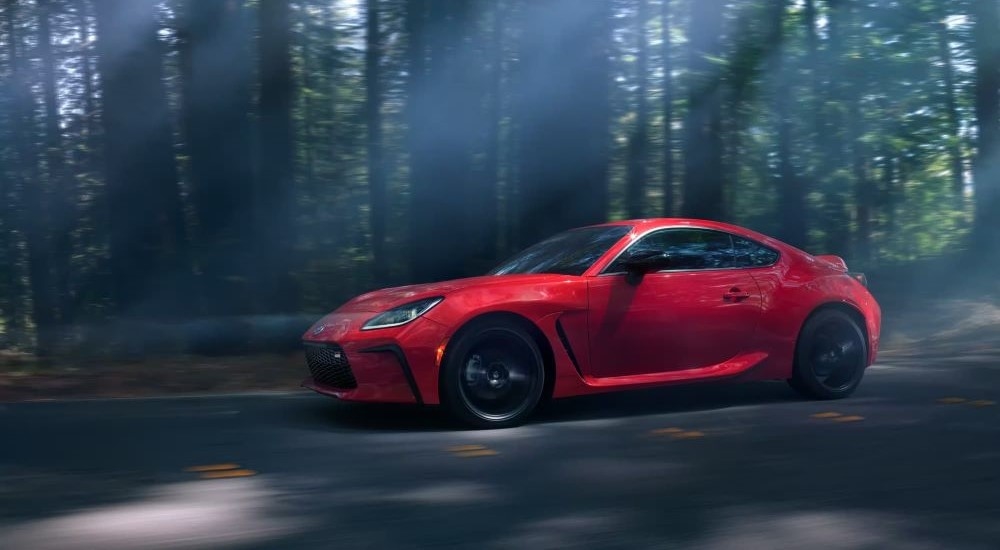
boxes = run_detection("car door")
[587,228,763,378]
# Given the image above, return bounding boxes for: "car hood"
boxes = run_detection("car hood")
[336,273,575,313]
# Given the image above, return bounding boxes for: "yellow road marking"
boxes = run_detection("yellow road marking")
[937,397,967,404]
[200,469,257,479]
[447,444,498,457]
[185,464,240,472]
[832,415,864,423]
[447,445,487,452]
[454,449,499,458]
[811,412,843,419]
[969,400,996,407]
[650,427,685,435]
[650,428,705,439]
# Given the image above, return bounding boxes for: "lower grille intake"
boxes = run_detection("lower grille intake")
[305,343,358,389]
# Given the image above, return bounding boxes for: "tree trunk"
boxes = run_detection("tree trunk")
[408,0,454,282]
[937,19,964,197]
[180,0,255,317]
[8,0,56,355]
[505,0,525,253]
[882,144,897,235]
[79,1,96,144]
[682,0,725,220]
[300,8,316,208]
[1,1,27,346]
[972,0,1000,248]
[323,3,342,244]
[366,0,387,284]
[482,0,504,259]
[94,0,187,319]
[256,0,297,311]
[626,0,649,219]
[407,0,480,282]
[38,0,74,331]
[767,0,805,247]
[661,0,674,217]
[515,0,611,248]
[804,0,821,150]
[847,2,871,263]
[821,0,850,255]
[404,0,429,280]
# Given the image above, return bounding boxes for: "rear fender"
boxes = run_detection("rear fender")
[814,254,867,287]
[815,254,848,272]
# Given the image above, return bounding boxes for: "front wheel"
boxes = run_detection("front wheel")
[788,309,868,400]
[440,320,545,429]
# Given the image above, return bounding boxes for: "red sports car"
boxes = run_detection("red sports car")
[302,218,881,428]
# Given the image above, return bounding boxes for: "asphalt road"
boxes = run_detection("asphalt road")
[1,354,999,549]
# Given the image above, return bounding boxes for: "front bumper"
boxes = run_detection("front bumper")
[300,312,449,405]
[302,341,423,404]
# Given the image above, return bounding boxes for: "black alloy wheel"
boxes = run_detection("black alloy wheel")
[788,308,868,400]
[441,319,545,429]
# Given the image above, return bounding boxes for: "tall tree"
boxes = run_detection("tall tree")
[682,0,726,220]
[626,0,649,218]
[821,0,851,254]
[515,0,612,247]
[180,0,255,316]
[482,0,504,258]
[404,0,431,279]
[767,0,805,247]
[257,0,297,311]
[661,0,674,217]
[937,16,964,196]
[77,0,97,191]
[366,0,387,284]
[847,0,871,262]
[0,23,10,345]
[804,0,820,142]
[972,0,1000,247]
[8,0,56,353]
[94,0,187,318]
[407,0,481,282]
[1,0,28,345]
[38,0,74,329]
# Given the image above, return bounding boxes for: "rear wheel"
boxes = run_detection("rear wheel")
[440,319,545,429]
[788,309,868,400]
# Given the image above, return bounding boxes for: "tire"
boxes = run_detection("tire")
[788,308,868,400]
[440,319,546,429]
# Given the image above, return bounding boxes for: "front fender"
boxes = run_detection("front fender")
[421,279,591,402]
[423,279,589,329]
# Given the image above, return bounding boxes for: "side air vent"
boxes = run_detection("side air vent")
[555,319,583,376]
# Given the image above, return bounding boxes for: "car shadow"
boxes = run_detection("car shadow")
[290,398,455,432]
[291,380,802,432]
[531,380,802,425]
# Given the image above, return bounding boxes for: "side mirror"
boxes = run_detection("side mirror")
[621,250,671,284]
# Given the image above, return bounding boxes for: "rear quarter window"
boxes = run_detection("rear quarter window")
[732,236,779,267]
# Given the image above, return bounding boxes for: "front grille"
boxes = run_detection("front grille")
[305,343,358,389]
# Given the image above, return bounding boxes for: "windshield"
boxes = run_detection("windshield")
[490,225,632,276]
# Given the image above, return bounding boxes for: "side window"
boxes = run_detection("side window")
[606,228,735,272]
[732,236,779,267]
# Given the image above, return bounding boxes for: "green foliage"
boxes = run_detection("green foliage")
[0,0,994,355]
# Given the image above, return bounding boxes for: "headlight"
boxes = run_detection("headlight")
[361,297,444,330]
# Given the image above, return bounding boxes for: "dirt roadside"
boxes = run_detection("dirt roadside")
[0,352,308,402]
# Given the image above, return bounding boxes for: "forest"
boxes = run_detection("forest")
[0,0,998,359]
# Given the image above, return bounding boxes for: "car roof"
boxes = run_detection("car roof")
[585,217,807,257]
[588,217,761,235]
